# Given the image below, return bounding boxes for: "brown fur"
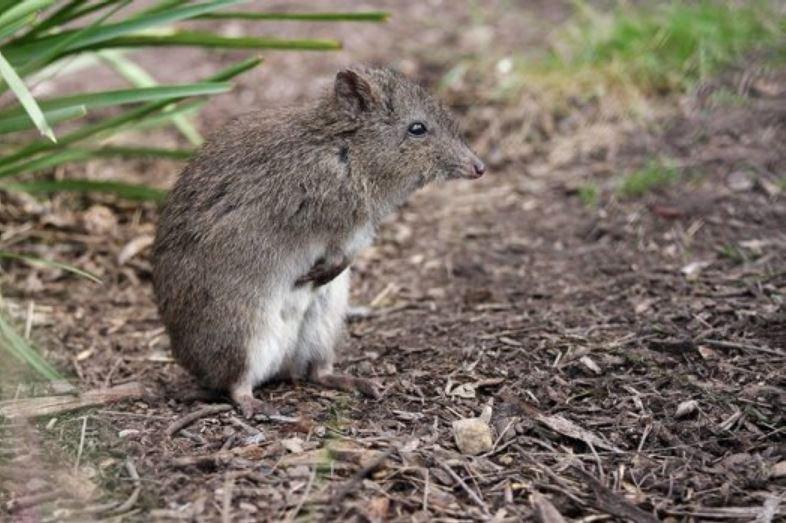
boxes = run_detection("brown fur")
[152,66,484,393]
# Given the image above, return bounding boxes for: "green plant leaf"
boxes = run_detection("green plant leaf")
[88,145,194,160]
[0,57,260,172]
[0,104,86,134]
[0,144,190,180]
[3,0,245,66]
[81,31,342,51]
[116,98,205,133]
[0,0,55,31]
[200,11,389,22]
[17,0,132,77]
[0,312,61,381]
[0,148,90,178]
[99,50,203,145]
[1,179,167,201]
[0,12,34,42]
[0,50,55,141]
[0,82,232,119]
[25,0,127,37]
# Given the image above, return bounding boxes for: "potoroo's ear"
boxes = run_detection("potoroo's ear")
[334,69,379,116]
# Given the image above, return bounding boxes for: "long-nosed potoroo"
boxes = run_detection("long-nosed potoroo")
[152,66,485,418]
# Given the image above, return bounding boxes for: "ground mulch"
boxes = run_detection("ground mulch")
[1,2,785,521]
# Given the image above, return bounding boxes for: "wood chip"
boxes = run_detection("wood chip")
[574,468,658,523]
[532,492,568,523]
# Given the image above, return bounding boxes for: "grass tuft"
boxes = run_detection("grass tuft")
[505,1,786,106]
[578,183,599,207]
[618,160,680,198]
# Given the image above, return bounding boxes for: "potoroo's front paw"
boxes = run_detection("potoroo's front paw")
[295,253,350,288]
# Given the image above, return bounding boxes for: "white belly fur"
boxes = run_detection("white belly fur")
[245,223,373,386]
[246,283,313,385]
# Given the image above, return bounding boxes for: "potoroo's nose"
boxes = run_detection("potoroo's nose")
[473,158,486,177]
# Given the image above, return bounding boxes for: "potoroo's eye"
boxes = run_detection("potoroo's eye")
[407,121,428,136]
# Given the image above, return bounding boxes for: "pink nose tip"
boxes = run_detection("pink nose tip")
[473,159,486,177]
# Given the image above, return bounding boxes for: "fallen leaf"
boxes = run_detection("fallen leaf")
[675,400,699,419]
[281,437,304,454]
[536,413,622,453]
[681,260,711,280]
[450,382,477,399]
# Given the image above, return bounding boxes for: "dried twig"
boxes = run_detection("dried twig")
[504,394,623,453]
[702,338,784,357]
[166,404,233,437]
[108,459,141,515]
[5,489,65,513]
[0,382,146,419]
[329,449,392,513]
[754,495,782,523]
[286,466,317,522]
[221,473,234,523]
[74,416,88,472]
[171,444,269,468]
[438,461,489,516]
[573,468,658,523]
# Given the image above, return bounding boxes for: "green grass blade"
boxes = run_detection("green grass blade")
[0,12,34,42]
[2,179,166,202]
[115,99,205,133]
[17,0,132,76]
[0,57,260,170]
[200,11,389,22]
[0,313,61,381]
[0,0,22,12]
[25,0,125,36]
[3,0,246,66]
[0,50,55,141]
[80,31,342,51]
[0,144,191,179]
[133,0,190,17]
[87,145,194,160]
[0,105,86,134]
[99,50,203,145]
[0,0,55,31]
[0,148,90,178]
[0,251,101,283]
[0,82,231,120]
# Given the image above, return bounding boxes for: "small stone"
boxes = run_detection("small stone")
[726,170,753,192]
[118,429,140,439]
[452,417,493,455]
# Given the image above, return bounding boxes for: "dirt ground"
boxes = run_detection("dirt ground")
[1,1,785,521]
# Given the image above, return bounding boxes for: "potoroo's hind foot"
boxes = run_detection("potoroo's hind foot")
[230,381,273,419]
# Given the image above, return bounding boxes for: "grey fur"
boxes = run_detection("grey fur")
[152,66,484,401]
